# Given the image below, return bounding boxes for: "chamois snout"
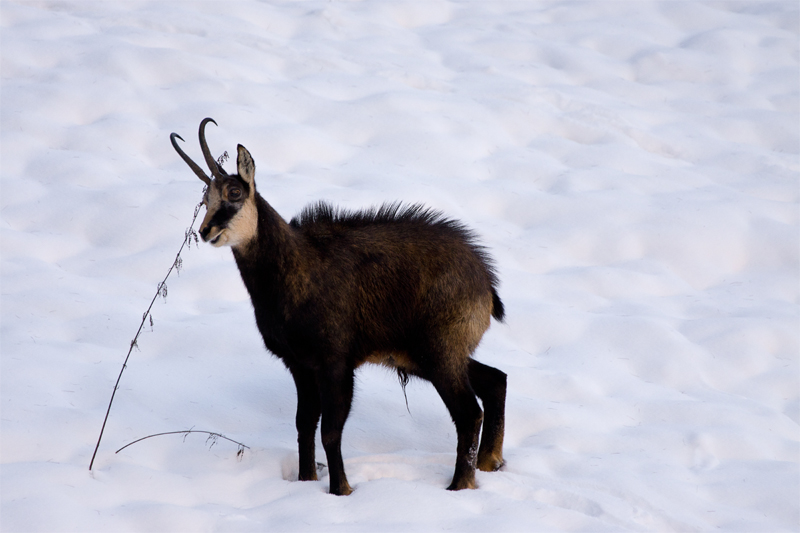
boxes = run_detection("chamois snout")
[198,193,229,246]
[198,222,220,244]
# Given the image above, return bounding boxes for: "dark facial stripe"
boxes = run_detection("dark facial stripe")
[207,202,239,232]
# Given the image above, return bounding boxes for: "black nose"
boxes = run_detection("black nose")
[199,226,211,241]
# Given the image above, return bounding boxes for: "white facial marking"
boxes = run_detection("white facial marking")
[224,198,258,249]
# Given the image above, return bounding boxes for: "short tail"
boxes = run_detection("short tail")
[491,288,505,322]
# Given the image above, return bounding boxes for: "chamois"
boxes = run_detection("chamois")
[171,118,507,495]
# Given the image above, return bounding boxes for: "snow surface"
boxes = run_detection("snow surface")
[1,1,798,531]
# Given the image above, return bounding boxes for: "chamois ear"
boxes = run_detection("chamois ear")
[237,144,255,188]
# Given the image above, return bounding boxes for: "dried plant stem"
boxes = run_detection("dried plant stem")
[89,201,203,471]
[115,430,249,456]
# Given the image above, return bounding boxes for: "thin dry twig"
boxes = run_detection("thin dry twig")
[89,201,204,471]
[115,430,249,459]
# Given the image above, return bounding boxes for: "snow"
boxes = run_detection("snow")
[1,1,798,531]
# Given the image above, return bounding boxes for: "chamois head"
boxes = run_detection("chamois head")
[171,118,258,249]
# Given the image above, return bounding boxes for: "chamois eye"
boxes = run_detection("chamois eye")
[228,188,242,201]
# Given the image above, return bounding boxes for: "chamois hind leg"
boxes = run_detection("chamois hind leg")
[289,366,321,481]
[468,359,506,471]
[318,364,355,496]
[426,356,483,491]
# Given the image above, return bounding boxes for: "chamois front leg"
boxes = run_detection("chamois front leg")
[290,366,321,481]
[318,365,355,496]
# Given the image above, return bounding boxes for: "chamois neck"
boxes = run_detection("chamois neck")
[231,193,301,280]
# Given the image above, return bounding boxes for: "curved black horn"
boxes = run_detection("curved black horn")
[199,117,228,179]
[170,132,211,186]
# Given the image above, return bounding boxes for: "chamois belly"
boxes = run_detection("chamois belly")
[361,351,420,374]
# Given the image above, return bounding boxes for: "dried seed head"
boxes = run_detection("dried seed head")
[158,282,168,301]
